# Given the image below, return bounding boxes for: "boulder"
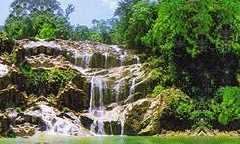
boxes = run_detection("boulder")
[80,115,94,130]
[122,88,191,135]
[123,99,152,135]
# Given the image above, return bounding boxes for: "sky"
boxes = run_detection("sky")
[0,0,119,26]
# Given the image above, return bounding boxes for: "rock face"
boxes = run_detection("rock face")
[58,83,88,111]
[0,114,11,136]
[0,85,26,109]
[0,39,156,137]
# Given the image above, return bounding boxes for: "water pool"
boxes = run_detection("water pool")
[1,135,240,144]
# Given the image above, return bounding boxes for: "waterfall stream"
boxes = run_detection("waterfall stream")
[25,105,89,136]
[17,40,145,136]
[89,76,107,135]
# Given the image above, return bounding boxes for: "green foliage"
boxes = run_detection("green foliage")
[148,57,174,87]
[113,0,157,49]
[4,11,71,40]
[4,17,33,39]
[31,11,71,39]
[10,0,64,17]
[142,0,240,98]
[89,31,103,42]
[144,0,240,57]
[4,0,74,40]
[214,86,240,125]
[72,25,91,41]
[63,107,71,113]
[37,23,56,39]
[160,88,193,119]
[152,85,165,97]
[0,32,14,54]
[20,64,76,89]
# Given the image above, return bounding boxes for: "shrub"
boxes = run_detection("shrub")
[215,86,240,125]
[20,64,76,95]
[160,88,193,119]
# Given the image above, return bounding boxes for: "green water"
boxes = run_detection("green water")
[1,135,240,144]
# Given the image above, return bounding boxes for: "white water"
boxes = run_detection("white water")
[20,40,145,136]
[81,53,92,68]
[0,64,9,77]
[104,52,109,69]
[128,56,141,101]
[89,76,107,135]
[25,105,88,136]
[114,79,124,103]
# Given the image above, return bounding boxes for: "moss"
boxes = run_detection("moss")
[19,64,77,95]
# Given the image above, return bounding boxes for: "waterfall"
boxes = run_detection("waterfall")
[89,76,107,135]
[19,40,145,136]
[25,105,83,136]
[104,52,108,69]
[129,78,137,96]
[82,53,92,68]
[128,55,141,101]
[120,51,127,66]
[114,78,124,104]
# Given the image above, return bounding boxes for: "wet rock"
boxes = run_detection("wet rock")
[12,123,36,137]
[122,88,191,135]
[0,85,26,109]
[71,73,87,91]
[104,121,121,135]
[133,78,153,100]
[58,83,88,111]
[123,99,152,135]
[0,114,11,136]
[80,115,94,130]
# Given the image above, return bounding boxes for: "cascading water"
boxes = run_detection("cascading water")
[113,78,124,103]
[128,56,141,101]
[89,76,107,135]
[81,53,92,68]
[104,52,109,69]
[19,40,145,136]
[25,104,89,136]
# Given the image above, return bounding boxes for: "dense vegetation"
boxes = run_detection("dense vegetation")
[1,0,240,132]
[20,64,76,95]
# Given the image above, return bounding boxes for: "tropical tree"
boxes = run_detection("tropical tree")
[144,0,240,97]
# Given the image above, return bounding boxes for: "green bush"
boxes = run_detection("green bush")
[152,85,165,97]
[214,86,240,125]
[4,17,33,40]
[36,23,56,39]
[20,64,76,91]
[148,57,175,87]
[160,88,193,119]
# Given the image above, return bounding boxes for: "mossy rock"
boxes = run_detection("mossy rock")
[0,85,26,110]
[104,121,121,135]
[0,114,11,137]
[58,83,88,112]
[124,99,151,135]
